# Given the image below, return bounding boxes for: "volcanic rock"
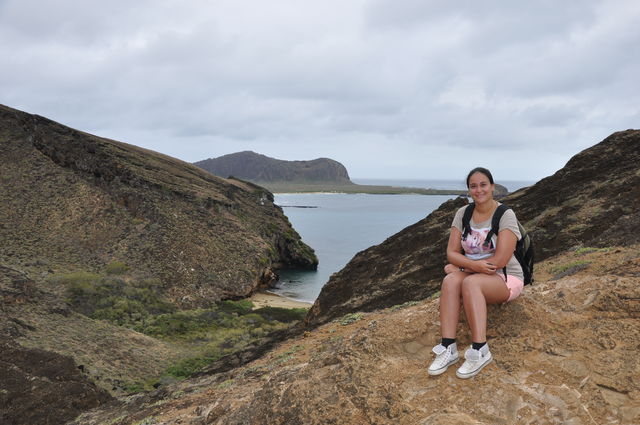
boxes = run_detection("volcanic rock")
[306,129,640,326]
[0,335,113,425]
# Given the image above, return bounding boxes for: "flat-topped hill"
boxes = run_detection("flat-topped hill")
[194,151,474,195]
[194,151,352,184]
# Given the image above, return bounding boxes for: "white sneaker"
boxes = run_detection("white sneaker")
[456,344,492,379]
[428,343,459,376]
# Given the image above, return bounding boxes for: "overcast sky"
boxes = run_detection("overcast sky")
[1,0,638,181]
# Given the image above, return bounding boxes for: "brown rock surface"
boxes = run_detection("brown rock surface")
[0,336,113,425]
[306,129,640,326]
[70,246,640,424]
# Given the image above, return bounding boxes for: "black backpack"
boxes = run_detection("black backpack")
[461,203,534,285]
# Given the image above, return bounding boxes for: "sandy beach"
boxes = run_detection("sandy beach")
[248,291,313,310]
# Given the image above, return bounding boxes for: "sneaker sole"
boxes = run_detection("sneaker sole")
[427,355,459,376]
[455,356,492,379]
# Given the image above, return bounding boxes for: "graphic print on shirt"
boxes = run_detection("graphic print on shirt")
[461,227,496,260]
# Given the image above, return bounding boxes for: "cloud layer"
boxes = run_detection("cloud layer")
[2,0,638,180]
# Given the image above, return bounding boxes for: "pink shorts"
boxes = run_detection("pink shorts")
[500,274,524,302]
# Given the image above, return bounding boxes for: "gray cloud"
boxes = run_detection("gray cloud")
[1,0,638,180]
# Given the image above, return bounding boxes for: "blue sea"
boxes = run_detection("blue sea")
[271,179,534,303]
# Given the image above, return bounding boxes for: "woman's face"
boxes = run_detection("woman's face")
[467,172,494,204]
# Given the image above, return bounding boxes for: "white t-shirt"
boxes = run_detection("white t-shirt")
[451,204,524,281]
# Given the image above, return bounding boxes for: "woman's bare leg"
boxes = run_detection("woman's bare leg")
[460,274,510,342]
[439,271,468,339]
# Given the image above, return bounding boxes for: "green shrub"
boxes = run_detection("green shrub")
[254,306,308,323]
[166,355,220,378]
[552,260,591,276]
[390,300,420,312]
[575,247,612,255]
[105,261,129,275]
[57,272,175,327]
[339,312,364,326]
[218,299,254,315]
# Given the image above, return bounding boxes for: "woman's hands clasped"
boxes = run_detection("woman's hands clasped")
[443,263,460,274]
[476,260,497,275]
[444,260,497,275]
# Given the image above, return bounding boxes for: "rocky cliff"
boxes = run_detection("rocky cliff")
[69,245,640,424]
[194,151,352,184]
[0,104,317,306]
[306,129,640,326]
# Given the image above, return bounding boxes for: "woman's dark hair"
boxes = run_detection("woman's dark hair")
[466,167,494,187]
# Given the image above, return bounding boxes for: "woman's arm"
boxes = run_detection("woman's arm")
[484,229,517,268]
[446,227,497,274]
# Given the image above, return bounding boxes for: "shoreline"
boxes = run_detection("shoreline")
[248,291,313,310]
[259,182,467,196]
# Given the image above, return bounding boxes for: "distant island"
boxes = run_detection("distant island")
[194,151,470,195]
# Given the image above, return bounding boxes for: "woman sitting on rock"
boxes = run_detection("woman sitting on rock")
[428,167,524,378]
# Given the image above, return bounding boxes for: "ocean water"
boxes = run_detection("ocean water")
[271,179,534,303]
[352,178,535,193]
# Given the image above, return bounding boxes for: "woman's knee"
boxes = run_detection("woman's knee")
[461,275,482,297]
[462,274,507,300]
[441,272,464,294]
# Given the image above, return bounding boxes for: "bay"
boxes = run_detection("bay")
[272,179,534,303]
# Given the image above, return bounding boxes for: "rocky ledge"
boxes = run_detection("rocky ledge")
[306,129,640,326]
[70,245,640,424]
[0,336,113,425]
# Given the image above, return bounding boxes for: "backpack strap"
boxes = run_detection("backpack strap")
[483,204,510,248]
[485,204,511,280]
[461,203,475,241]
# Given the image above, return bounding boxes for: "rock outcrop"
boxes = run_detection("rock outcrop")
[0,336,113,425]
[69,246,640,424]
[306,129,640,326]
[0,104,317,306]
[194,151,352,184]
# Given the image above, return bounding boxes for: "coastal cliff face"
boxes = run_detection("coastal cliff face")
[306,129,640,326]
[70,245,640,424]
[194,151,352,184]
[0,104,317,306]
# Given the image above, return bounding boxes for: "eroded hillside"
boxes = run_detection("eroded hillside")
[0,104,317,306]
